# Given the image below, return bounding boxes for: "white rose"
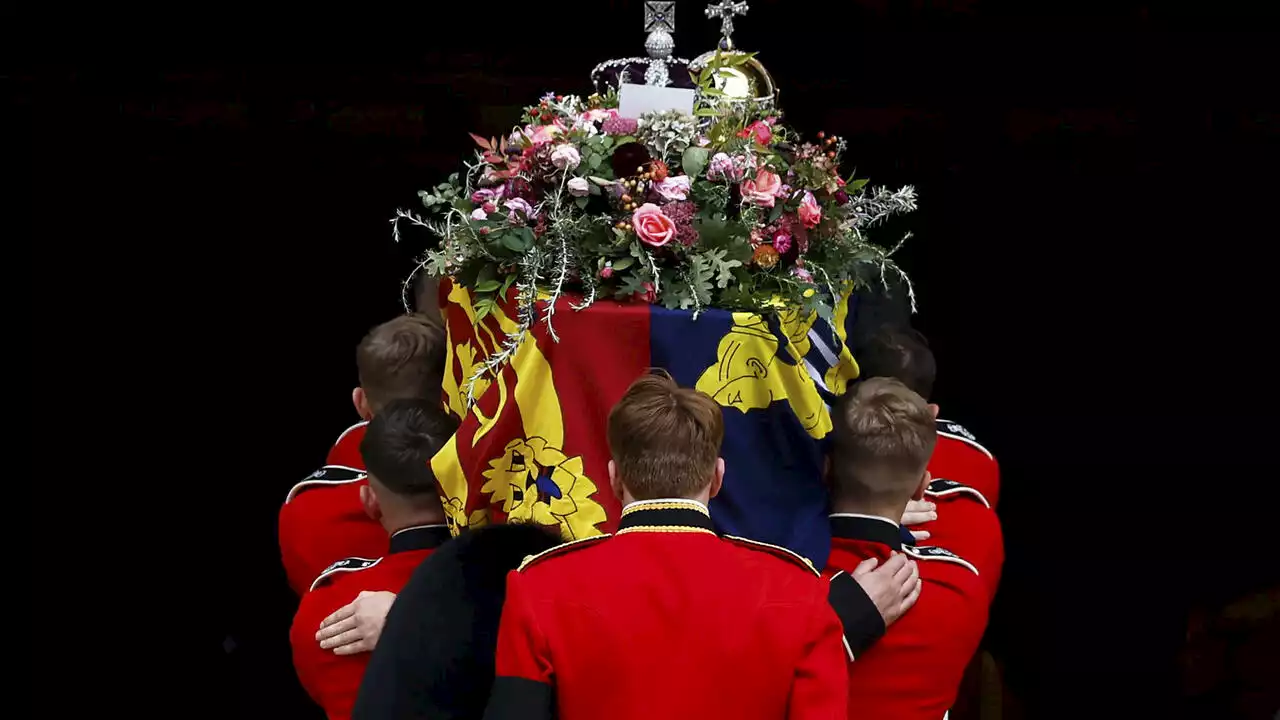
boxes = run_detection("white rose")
[470,208,488,220]
[567,177,591,197]
[550,144,581,171]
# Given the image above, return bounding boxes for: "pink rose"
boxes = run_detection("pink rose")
[636,281,657,304]
[482,201,497,213]
[504,197,536,222]
[798,191,823,228]
[520,120,566,147]
[581,108,618,124]
[631,203,677,248]
[600,265,614,279]
[740,168,783,207]
[550,144,581,170]
[472,187,503,204]
[654,175,691,201]
[746,120,773,145]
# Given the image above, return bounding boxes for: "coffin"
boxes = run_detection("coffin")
[430,278,894,566]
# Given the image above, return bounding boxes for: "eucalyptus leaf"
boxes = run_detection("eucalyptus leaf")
[575,196,589,209]
[610,256,635,271]
[474,280,502,292]
[681,147,710,178]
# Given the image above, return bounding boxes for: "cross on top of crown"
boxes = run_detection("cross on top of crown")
[705,0,748,49]
[644,2,676,33]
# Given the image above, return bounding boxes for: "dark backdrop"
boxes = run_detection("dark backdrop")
[22,2,1277,717]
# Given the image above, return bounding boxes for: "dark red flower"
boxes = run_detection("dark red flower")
[611,142,652,179]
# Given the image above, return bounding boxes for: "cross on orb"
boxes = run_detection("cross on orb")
[705,0,748,49]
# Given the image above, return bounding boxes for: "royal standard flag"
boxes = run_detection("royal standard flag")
[431,278,863,567]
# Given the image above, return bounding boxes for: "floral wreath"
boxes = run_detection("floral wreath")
[394,52,918,406]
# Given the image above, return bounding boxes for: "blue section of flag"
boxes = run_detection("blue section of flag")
[648,305,835,568]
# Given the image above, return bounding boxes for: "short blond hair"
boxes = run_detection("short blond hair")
[830,377,937,505]
[607,370,724,500]
[356,314,446,413]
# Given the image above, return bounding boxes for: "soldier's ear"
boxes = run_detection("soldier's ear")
[911,471,930,501]
[360,483,382,521]
[353,387,374,421]
[608,460,624,502]
[709,458,725,499]
[928,403,939,419]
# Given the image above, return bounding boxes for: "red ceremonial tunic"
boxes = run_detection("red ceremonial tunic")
[290,524,451,720]
[928,419,1001,510]
[919,478,1005,603]
[326,420,368,469]
[824,514,989,720]
[485,499,848,720]
[279,421,382,596]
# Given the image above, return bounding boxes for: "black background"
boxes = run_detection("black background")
[20,2,1278,717]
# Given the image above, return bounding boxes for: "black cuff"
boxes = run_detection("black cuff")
[828,572,887,660]
[483,676,554,720]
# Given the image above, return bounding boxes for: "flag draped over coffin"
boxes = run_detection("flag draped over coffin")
[431,278,864,566]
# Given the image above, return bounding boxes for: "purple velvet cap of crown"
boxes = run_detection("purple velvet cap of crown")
[590,57,696,95]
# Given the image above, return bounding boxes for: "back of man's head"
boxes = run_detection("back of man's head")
[606,370,724,501]
[856,323,937,400]
[830,377,937,510]
[360,398,457,511]
[356,314,447,414]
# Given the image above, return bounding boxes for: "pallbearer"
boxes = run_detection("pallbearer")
[824,378,990,719]
[856,324,1004,599]
[290,399,457,720]
[279,313,446,595]
[485,371,852,720]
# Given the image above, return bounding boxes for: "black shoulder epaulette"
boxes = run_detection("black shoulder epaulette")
[284,465,367,504]
[902,544,979,576]
[723,535,819,576]
[935,419,993,460]
[925,478,991,508]
[517,534,610,572]
[309,556,383,591]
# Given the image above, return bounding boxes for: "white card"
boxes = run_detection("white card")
[618,83,697,119]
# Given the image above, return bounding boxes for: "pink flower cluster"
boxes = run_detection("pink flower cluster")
[707,152,753,182]
[660,201,698,247]
[601,116,639,136]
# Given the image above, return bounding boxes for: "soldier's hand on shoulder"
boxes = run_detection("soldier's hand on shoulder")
[900,499,937,541]
[852,553,922,628]
[316,590,397,656]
